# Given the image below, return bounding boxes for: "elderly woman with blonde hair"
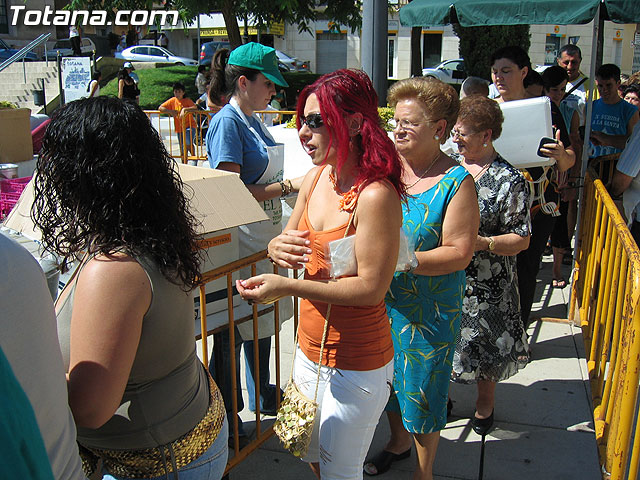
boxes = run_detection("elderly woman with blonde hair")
[364,77,479,479]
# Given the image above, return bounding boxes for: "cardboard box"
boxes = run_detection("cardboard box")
[177,164,267,316]
[4,164,268,319]
[0,108,34,164]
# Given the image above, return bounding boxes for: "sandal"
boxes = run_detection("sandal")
[363,448,411,476]
[552,278,567,289]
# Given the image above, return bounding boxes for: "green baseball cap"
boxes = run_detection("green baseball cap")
[228,42,289,88]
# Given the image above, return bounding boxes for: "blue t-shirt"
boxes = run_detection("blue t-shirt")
[205,103,275,184]
[590,98,638,158]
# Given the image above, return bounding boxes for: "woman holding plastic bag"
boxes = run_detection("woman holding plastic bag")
[364,77,479,479]
[237,69,404,479]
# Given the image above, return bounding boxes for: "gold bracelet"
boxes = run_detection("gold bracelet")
[287,178,293,194]
[280,180,292,198]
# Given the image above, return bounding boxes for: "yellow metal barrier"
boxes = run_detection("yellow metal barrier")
[143,110,183,162]
[177,109,297,166]
[569,168,640,479]
[590,152,621,184]
[195,248,297,475]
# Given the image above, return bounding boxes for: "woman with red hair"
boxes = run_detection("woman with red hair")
[237,69,404,479]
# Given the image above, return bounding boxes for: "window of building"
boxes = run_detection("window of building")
[422,32,442,68]
[545,35,563,65]
[388,37,396,78]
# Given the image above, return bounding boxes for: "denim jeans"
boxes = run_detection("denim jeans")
[209,327,245,436]
[209,328,277,421]
[243,336,278,412]
[102,416,228,480]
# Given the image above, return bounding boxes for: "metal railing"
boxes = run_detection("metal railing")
[0,33,51,83]
[569,167,640,479]
[144,109,297,165]
[195,248,295,474]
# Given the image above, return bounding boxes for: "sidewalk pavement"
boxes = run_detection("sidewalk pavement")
[221,251,602,480]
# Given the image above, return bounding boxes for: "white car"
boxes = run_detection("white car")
[43,38,96,60]
[422,59,466,85]
[275,50,310,72]
[116,45,197,66]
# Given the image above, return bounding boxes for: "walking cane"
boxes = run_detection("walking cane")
[478,433,486,480]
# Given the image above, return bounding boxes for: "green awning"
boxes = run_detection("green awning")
[399,0,640,27]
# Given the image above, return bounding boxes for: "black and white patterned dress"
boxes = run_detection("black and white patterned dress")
[452,155,531,383]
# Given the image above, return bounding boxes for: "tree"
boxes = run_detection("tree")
[70,0,363,50]
[452,24,530,80]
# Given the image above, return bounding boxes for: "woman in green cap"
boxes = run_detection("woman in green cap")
[205,43,304,442]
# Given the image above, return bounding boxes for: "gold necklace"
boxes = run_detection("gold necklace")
[465,152,497,181]
[406,152,441,189]
[473,163,491,180]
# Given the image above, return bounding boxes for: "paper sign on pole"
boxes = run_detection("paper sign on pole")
[61,57,92,103]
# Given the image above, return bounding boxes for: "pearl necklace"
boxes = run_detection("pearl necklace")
[406,152,441,189]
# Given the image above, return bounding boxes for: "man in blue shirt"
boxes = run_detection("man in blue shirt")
[590,63,639,160]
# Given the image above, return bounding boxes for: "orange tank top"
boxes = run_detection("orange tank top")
[297,167,393,371]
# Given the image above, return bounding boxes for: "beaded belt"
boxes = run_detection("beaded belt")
[80,369,225,478]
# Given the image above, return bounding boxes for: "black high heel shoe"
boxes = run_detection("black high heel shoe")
[471,410,494,436]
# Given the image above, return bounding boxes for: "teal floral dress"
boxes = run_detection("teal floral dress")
[385,165,470,434]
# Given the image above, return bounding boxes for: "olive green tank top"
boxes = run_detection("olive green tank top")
[56,255,209,450]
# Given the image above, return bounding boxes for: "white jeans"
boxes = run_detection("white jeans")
[293,347,393,480]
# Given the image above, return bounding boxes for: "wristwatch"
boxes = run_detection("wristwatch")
[487,236,496,251]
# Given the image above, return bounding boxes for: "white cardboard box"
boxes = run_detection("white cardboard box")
[177,164,268,317]
[493,96,555,170]
[4,163,268,319]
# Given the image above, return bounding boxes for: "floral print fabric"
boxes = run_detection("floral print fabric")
[385,165,469,434]
[452,155,531,384]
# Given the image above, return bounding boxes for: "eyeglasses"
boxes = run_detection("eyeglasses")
[393,119,427,131]
[300,113,324,129]
[450,128,477,140]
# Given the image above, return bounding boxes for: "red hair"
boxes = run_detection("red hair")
[296,69,405,199]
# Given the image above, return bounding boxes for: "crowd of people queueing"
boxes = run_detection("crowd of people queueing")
[5,39,639,480]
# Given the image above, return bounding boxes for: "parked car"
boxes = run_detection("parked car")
[116,45,197,66]
[422,59,466,85]
[199,41,230,66]
[0,38,37,62]
[275,49,310,72]
[43,38,96,60]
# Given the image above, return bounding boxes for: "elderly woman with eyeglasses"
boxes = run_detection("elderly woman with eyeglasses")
[450,95,531,437]
[364,77,479,479]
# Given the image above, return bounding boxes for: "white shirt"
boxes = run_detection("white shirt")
[0,234,86,480]
[616,122,640,224]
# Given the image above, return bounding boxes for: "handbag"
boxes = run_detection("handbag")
[273,201,357,458]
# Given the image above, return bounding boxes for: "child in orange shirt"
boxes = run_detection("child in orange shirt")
[159,82,198,158]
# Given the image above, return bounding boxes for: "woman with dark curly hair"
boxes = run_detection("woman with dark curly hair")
[238,69,404,479]
[32,96,228,480]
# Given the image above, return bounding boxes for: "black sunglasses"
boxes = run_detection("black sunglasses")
[300,113,324,129]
